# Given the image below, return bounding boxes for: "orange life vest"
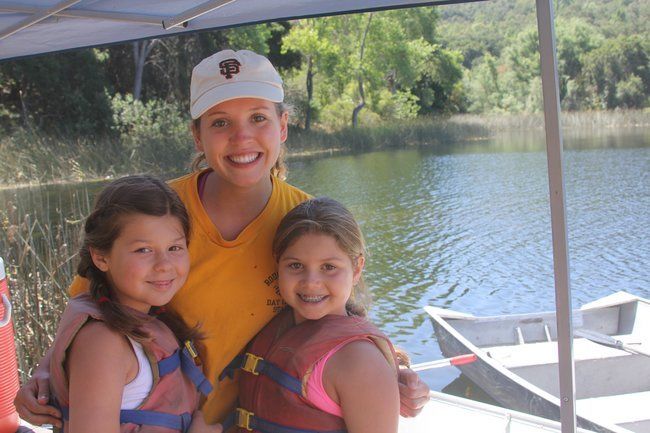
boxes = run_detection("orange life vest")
[221,309,397,433]
[50,293,212,433]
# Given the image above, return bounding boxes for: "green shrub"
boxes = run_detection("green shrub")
[110,94,193,172]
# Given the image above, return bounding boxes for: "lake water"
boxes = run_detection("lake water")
[2,127,649,396]
[287,127,650,394]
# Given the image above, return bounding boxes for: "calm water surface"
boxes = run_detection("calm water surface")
[2,128,649,395]
[287,128,650,393]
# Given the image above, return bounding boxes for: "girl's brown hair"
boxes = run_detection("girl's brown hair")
[272,197,369,317]
[77,175,197,342]
[190,102,290,179]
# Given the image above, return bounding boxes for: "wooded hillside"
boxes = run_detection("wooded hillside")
[0,0,647,138]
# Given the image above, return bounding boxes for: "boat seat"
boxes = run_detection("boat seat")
[577,391,650,425]
[484,337,630,369]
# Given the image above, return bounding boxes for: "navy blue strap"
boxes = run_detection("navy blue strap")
[158,348,182,376]
[219,354,302,395]
[157,347,213,396]
[60,405,192,433]
[223,410,347,433]
[256,359,302,395]
[180,346,213,396]
[121,409,192,433]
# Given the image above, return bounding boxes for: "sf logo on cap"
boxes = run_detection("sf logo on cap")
[219,58,241,79]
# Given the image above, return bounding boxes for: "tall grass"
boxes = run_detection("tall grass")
[0,129,192,186]
[1,185,93,380]
[450,109,650,131]
[286,117,490,155]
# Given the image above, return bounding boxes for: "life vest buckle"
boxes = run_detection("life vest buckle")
[184,340,201,366]
[236,407,254,431]
[242,352,263,375]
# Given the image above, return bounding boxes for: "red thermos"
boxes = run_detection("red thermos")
[0,257,19,433]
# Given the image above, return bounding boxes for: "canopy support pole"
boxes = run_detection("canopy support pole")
[163,0,238,29]
[0,0,82,40]
[535,1,576,432]
[0,4,164,26]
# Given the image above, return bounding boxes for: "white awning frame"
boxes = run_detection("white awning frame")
[0,1,485,61]
[0,3,165,26]
[0,0,82,41]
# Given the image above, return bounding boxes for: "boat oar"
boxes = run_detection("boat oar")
[410,354,478,372]
[575,329,650,357]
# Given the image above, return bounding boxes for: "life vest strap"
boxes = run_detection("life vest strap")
[120,409,192,433]
[60,405,192,433]
[222,408,347,433]
[158,344,213,396]
[220,353,302,395]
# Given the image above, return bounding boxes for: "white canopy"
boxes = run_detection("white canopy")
[0,1,578,432]
[0,0,473,61]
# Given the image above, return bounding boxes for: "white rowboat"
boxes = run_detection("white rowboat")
[425,292,650,433]
[398,390,595,433]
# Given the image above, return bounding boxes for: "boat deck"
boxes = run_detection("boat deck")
[484,337,630,368]
[578,391,650,431]
[481,334,650,431]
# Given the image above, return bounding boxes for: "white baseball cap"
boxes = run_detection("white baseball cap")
[190,49,284,119]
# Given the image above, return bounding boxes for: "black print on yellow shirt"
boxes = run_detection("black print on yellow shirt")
[266,298,285,313]
[264,271,285,312]
[264,272,278,291]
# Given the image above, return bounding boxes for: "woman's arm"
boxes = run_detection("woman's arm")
[14,276,91,427]
[397,368,430,417]
[13,346,61,427]
[66,321,134,433]
[325,340,400,433]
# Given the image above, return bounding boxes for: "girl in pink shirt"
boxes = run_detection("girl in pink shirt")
[229,197,401,433]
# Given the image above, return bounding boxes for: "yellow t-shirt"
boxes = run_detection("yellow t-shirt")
[70,170,310,423]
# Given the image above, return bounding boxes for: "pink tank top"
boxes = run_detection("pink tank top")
[304,337,371,417]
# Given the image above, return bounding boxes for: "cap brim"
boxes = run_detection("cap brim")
[190,81,284,119]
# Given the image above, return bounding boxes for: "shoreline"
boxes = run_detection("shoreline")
[0,147,350,190]
[2,113,649,189]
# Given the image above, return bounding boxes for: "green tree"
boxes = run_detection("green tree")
[225,23,279,54]
[282,20,341,129]
[465,53,503,113]
[412,47,465,114]
[555,17,603,107]
[582,35,649,109]
[0,50,113,135]
[283,9,447,128]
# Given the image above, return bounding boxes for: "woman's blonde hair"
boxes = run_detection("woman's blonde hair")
[272,197,369,317]
[190,102,291,180]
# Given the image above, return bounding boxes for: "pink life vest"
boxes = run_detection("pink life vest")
[49,293,212,433]
[221,308,397,433]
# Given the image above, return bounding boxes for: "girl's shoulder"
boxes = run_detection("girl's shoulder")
[322,339,399,410]
[327,339,395,375]
[69,319,132,362]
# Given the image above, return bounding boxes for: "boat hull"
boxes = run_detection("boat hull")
[426,292,649,433]
[432,320,615,433]
[399,390,595,433]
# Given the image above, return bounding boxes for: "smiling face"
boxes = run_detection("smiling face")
[278,232,365,324]
[90,213,190,313]
[192,97,288,192]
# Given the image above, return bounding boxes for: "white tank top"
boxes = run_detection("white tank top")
[121,337,154,409]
